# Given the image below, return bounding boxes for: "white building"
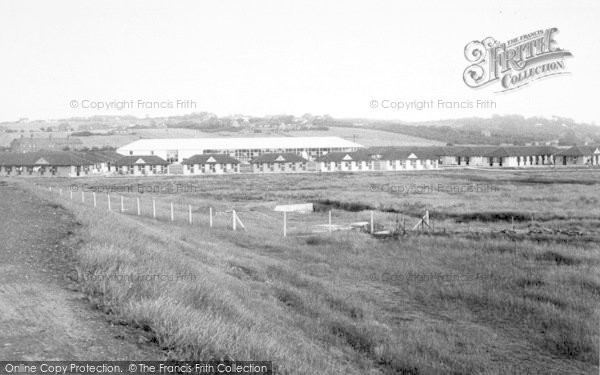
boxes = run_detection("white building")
[116,137,364,164]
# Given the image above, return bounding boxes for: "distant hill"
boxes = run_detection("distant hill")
[2,113,598,147]
[333,115,600,146]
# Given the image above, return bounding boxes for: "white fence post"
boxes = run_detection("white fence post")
[120,196,124,213]
[70,190,73,200]
[370,211,374,234]
[283,211,287,237]
[232,210,237,231]
[153,199,156,219]
[189,205,192,224]
[93,192,97,207]
[59,189,62,196]
[328,210,332,234]
[81,191,84,203]
[209,207,213,228]
[107,194,111,211]
[170,202,174,222]
[137,198,140,216]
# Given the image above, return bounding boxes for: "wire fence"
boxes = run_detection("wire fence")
[41,184,537,240]
[41,185,403,238]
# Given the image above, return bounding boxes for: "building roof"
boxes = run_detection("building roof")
[0,151,94,166]
[317,150,372,162]
[113,155,169,166]
[373,147,440,161]
[74,150,123,163]
[555,145,600,156]
[182,154,240,165]
[117,137,364,153]
[250,153,308,164]
[484,146,559,158]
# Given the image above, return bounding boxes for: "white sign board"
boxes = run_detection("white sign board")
[274,203,314,213]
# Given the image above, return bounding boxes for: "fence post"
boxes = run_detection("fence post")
[209,207,213,228]
[59,189,62,196]
[107,194,111,211]
[49,186,52,192]
[170,202,174,222]
[328,210,332,234]
[370,211,374,234]
[81,191,85,203]
[121,196,124,213]
[70,190,73,200]
[93,192,97,207]
[232,210,237,231]
[189,205,192,225]
[137,198,140,216]
[152,199,156,219]
[283,211,287,237]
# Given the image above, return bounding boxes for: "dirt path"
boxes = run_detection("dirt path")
[0,181,165,360]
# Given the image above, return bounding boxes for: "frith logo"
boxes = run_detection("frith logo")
[463,28,573,92]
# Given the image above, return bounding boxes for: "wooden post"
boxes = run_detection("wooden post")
[328,210,332,234]
[152,199,156,219]
[81,191,84,203]
[283,211,287,237]
[49,186,52,192]
[137,198,140,216]
[59,189,62,196]
[189,205,192,224]
[93,192,96,207]
[107,194,111,211]
[70,190,73,200]
[232,210,237,231]
[209,207,213,228]
[370,211,374,234]
[120,196,124,213]
[170,202,174,222]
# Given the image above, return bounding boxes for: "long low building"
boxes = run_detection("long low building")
[116,137,364,163]
[0,151,121,177]
[1,144,598,178]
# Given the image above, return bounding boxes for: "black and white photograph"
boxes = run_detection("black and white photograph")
[0,1,598,374]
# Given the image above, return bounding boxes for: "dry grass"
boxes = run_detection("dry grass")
[23,168,600,374]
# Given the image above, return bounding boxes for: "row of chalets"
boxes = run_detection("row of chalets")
[0,144,598,177]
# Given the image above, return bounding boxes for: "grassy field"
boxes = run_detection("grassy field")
[20,168,600,374]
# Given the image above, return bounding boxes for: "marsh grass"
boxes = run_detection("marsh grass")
[25,169,600,374]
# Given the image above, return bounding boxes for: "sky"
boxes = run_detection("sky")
[0,0,598,124]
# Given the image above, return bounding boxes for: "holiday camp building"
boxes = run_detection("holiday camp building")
[317,151,374,172]
[437,146,498,167]
[112,155,168,175]
[75,150,123,174]
[0,151,95,177]
[116,137,364,163]
[378,148,440,170]
[484,146,557,167]
[555,145,600,166]
[182,154,241,175]
[250,153,309,173]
